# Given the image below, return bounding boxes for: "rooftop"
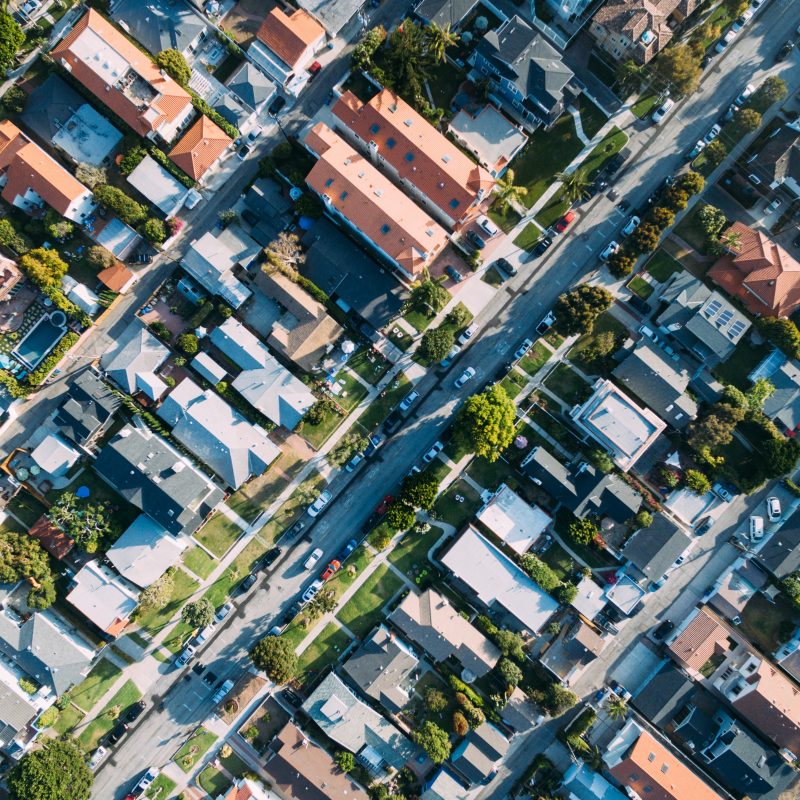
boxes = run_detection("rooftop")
[448,105,527,177]
[111,0,208,57]
[66,561,139,637]
[296,0,362,36]
[256,7,325,69]
[169,115,232,180]
[100,320,170,400]
[127,155,189,216]
[450,722,509,785]
[181,231,251,310]
[755,508,800,578]
[475,483,550,554]
[622,513,691,583]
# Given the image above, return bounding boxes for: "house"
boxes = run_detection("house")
[441,525,559,634]
[389,588,500,678]
[216,777,273,800]
[94,424,224,536]
[749,121,800,197]
[30,434,81,478]
[450,722,509,785]
[111,0,209,58]
[0,685,38,759]
[612,341,698,428]
[0,255,22,301]
[0,120,95,223]
[28,516,74,560]
[301,673,420,774]
[540,615,604,684]
[191,352,227,386]
[209,318,315,430]
[622,513,691,587]
[760,359,800,434]
[414,0,479,27]
[754,508,800,580]
[448,105,528,178]
[341,625,419,714]
[93,216,142,261]
[708,222,800,318]
[655,272,750,366]
[475,483,551,554]
[51,9,194,142]
[521,445,641,524]
[216,225,261,270]
[255,270,344,372]
[304,123,449,279]
[471,16,578,130]
[248,7,325,93]
[421,768,472,800]
[212,93,252,135]
[590,0,700,64]
[571,575,608,622]
[604,574,647,616]
[667,606,800,757]
[66,560,139,638]
[265,721,369,800]
[181,231,252,309]
[604,719,723,800]
[100,320,170,401]
[226,62,276,117]
[169,116,232,182]
[127,155,190,217]
[157,378,280,489]
[332,89,495,230]
[242,177,293,246]
[707,557,768,624]
[97,261,137,294]
[570,379,667,472]
[562,762,626,800]
[500,687,540,734]
[54,369,121,448]
[296,0,362,37]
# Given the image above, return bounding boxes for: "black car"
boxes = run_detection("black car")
[493,257,516,277]
[383,410,403,435]
[241,209,259,227]
[261,547,282,570]
[466,230,486,249]
[606,148,631,175]
[239,573,258,593]
[777,40,794,61]
[125,700,146,723]
[202,670,218,686]
[268,96,287,116]
[237,143,251,161]
[108,722,129,745]
[445,265,463,283]
[532,236,553,256]
[652,620,675,641]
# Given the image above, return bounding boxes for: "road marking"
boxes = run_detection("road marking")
[584,244,594,252]
[495,342,510,353]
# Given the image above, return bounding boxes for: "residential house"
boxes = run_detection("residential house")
[441,525,559,634]
[341,625,419,714]
[191,352,227,386]
[53,369,121,448]
[226,62,276,118]
[127,155,191,217]
[471,16,578,130]
[421,768,472,800]
[414,0,479,27]
[209,318,315,430]
[28,516,74,560]
[51,9,194,142]
[157,378,280,489]
[304,123,449,279]
[667,606,800,757]
[561,762,626,800]
[448,105,528,178]
[570,379,667,472]
[388,588,500,678]
[754,508,800,580]
[100,320,170,401]
[66,560,139,638]
[0,686,39,759]
[540,615,604,684]
[242,177,293,246]
[760,359,800,434]
[0,255,22,301]
[748,120,800,197]
[655,272,751,366]
[622,513,691,587]
[93,423,225,536]
[332,88,495,230]
[590,0,700,64]
[475,483,551,554]
[97,262,138,295]
[181,231,252,309]
[255,270,344,372]
[216,777,273,800]
[708,222,800,318]
[216,225,261,270]
[707,557,768,624]
[612,341,698,428]
[450,722,509,785]
[500,687,540,734]
[521,445,641,524]
[570,575,608,623]
[111,0,209,58]
[604,719,724,800]
[30,434,81,478]
[301,673,420,774]
[248,7,325,94]
[169,115,232,183]
[0,120,95,223]
[295,0,362,37]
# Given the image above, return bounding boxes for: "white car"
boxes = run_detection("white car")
[457,323,479,345]
[514,338,533,360]
[749,515,764,542]
[345,453,364,473]
[399,390,420,412]
[767,496,782,522]
[703,124,721,144]
[600,241,620,261]
[454,367,476,388]
[735,83,755,106]
[175,644,196,668]
[652,98,675,124]
[307,490,332,517]
[214,602,234,622]
[765,198,782,214]
[477,215,499,238]
[688,140,706,160]
[132,768,160,794]
[88,747,108,771]
[301,579,324,604]
[304,547,323,570]
[423,441,444,463]
[246,126,263,144]
[621,216,641,236]
[715,29,737,54]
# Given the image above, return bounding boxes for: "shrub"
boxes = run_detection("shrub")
[119,145,148,176]
[425,687,448,713]
[1,84,25,114]
[519,553,561,592]
[176,332,198,354]
[93,185,148,226]
[684,469,711,495]
[149,321,171,341]
[452,711,469,736]
[187,299,214,328]
[87,245,115,270]
[155,49,191,87]
[335,751,355,773]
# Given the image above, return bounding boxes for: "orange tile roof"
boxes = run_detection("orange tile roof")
[29,515,74,560]
[708,221,800,317]
[97,262,135,293]
[51,9,192,138]
[168,116,232,180]
[256,7,325,69]
[610,729,723,800]
[304,123,449,276]
[332,89,495,227]
[667,607,730,672]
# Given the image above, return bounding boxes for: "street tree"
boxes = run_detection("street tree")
[555,284,613,335]
[615,59,644,94]
[412,721,451,764]
[400,471,439,510]
[0,12,25,74]
[703,139,727,169]
[155,49,191,87]
[8,738,92,800]
[446,304,471,327]
[653,44,701,95]
[419,326,455,363]
[455,384,516,462]
[649,206,675,230]
[250,635,297,683]
[607,249,635,278]
[751,76,788,113]
[556,169,590,205]
[629,222,661,255]
[386,502,417,530]
[676,170,705,195]
[181,598,214,629]
[733,107,762,135]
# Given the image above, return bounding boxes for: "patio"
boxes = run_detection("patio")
[0,282,39,335]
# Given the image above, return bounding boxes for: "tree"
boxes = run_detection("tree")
[555,284,613,336]
[756,317,800,360]
[250,636,297,683]
[0,530,56,610]
[424,21,458,63]
[762,437,800,478]
[494,629,526,662]
[142,218,167,244]
[555,582,578,605]
[86,245,115,270]
[387,19,431,96]
[452,710,469,736]
[718,229,742,254]
[543,684,578,715]
[684,469,711,495]
[181,598,214,629]
[698,204,727,238]
[75,164,107,189]
[412,721,451,764]
[335,751,355,773]
[556,169,590,205]
[176,333,199,355]
[455,384,516,462]
[139,570,174,613]
[663,187,689,212]
[568,518,599,546]
[425,687,448,713]
[8,738,92,800]
[724,0,749,16]
[1,84,25,114]
[703,139,727,169]
[519,554,561,592]
[0,12,25,73]
[649,206,675,230]
[19,248,67,288]
[615,59,644,94]
[419,326,455,363]
[733,107,762,135]
[93,185,147,226]
[607,250,635,278]
[386,502,416,531]
[498,657,523,688]
[352,25,387,70]
[589,448,614,473]
[44,210,74,241]
[155,49,191,87]
[400,471,439,510]
[654,44,701,95]
[688,403,745,452]
[493,169,528,212]
[783,572,800,607]
[676,171,705,195]
[410,279,449,316]
[634,510,654,529]
[264,231,304,271]
[446,304,471,327]
[747,378,775,411]
[751,76,788,113]
[582,331,619,369]
[48,494,119,554]
[219,209,238,229]
[0,218,31,253]
[629,222,660,255]
[606,697,628,720]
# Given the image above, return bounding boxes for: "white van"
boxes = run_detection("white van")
[748,515,764,542]
[477,215,499,238]
[652,98,675,124]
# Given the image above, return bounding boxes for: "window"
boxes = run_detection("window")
[405,152,415,162]
[370,123,380,134]
[647,753,655,763]
[381,224,390,234]
[324,178,334,187]
[450,199,460,209]
[340,191,348,200]
[386,137,396,149]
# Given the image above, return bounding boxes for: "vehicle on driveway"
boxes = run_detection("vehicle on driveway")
[308,60,322,80]
[694,516,713,536]
[304,548,323,570]
[445,264,463,283]
[399,390,419,412]
[652,620,675,641]
[600,241,620,261]
[423,441,444,463]
[749,515,764,542]
[713,482,735,502]
[477,215,499,237]
[466,230,486,249]
[268,96,286,115]
[493,257,516,277]
[307,490,332,517]
[514,339,533,360]
[454,367,476,388]
[767,496,782,522]
[532,236,553,257]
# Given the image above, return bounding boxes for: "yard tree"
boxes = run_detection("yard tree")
[629,222,661,255]
[452,711,469,736]
[177,333,199,355]
[138,570,174,613]
[497,657,523,688]
[568,518,599,546]
[446,304,471,327]
[582,330,618,368]
[1,84,25,113]
[8,738,92,800]
[607,249,635,278]
[387,19,431,96]
[606,697,628,720]
[751,76,788,112]
[412,721,451,764]
[335,751,355,774]
[756,317,800,360]
[544,683,578,715]
[747,378,775,411]
[219,209,238,229]
[493,169,527,212]
[684,469,711,495]
[703,139,728,169]
[264,231,305,271]
[556,169,590,205]
[351,25,386,70]
[400,471,439,510]
[555,284,613,336]
[653,44,701,95]
[555,582,578,606]
[44,211,74,241]
[783,572,800,607]
[649,206,675,230]
[425,687,448,713]
[456,384,516,462]
[386,502,416,531]
[424,21,459,63]
[733,107,762,135]
[589,448,614,473]
[19,248,68,288]
[410,279,449,316]
[250,635,297,683]
[519,554,561,592]
[48,494,119,553]
[633,510,654,529]
[0,529,56,610]
[494,629,526,662]
[0,12,25,73]
[676,170,705,195]
[418,326,455,363]
[142,218,167,244]
[688,403,745,452]
[93,185,147,226]
[724,0,749,17]
[698,204,727,238]
[155,49,191,87]
[762,436,800,478]
[87,245,115,270]
[615,59,645,94]
[181,598,214,629]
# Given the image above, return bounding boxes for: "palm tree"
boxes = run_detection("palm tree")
[719,229,742,253]
[557,169,590,205]
[493,169,528,212]
[425,22,459,64]
[606,697,628,720]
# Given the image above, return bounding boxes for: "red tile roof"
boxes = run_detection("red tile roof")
[708,221,800,317]
[256,7,325,69]
[666,607,730,672]
[0,254,22,301]
[168,115,232,180]
[28,515,74,560]
[97,262,135,293]
[332,89,495,228]
[51,9,192,138]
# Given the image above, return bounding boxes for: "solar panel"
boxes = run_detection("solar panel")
[703,299,722,318]
[728,320,746,339]
[717,309,734,327]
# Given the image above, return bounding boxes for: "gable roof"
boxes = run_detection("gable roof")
[100,320,170,399]
[66,560,139,637]
[111,0,208,57]
[169,115,232,180]
[755,508,800,578]
[451,722,509,784]
[226,61,275,111]
[181,231,251,309]
[760,360,800,432]
[623,513,690,582]
[54,369,121,445]
[751,124,800,188]
[232,367,315,431]
[414,0,479,26]
[256,7,325,69]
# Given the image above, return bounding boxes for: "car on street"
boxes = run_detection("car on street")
[703,124,722,144]
[777,40,795,61]
[423,441,445,463]
[364,433,385,456]
[440,343,462,367]
[307,490,332,517]
[651,98,674,124]
[383,410,403,435]
[211,679,234,705]
[399,390,419,412]
[477,215,499,237]
[600,241,620,261]
[376,494,394,515]
[268,96,286,115]
[339,539,358,561]
[723,101,740,122]
[308,60,322,80]
[554,210,576,233]
[108,722,129,745]
[735,83,755,106]
[124,767,160,800]
[514,338,533,359]
[175,644,196,668]
[125,700,146,723]
[261,547,282,569]
[536,311,556,335]
[454,366,476,388]
[765,197,782,214]
[688,140,706,160]
[445,264,463,283]
[246,126,262,144]
[237,144,251,161]
[466,230,486,249]
[532,236,553,256]
[214,602,234,622]
[715,28,737,53]
[89,747,108,770]
[458,323,479,345]
[606,148,631,175]
[321,560,341,580]
[621,216,641,236]
[304,548,324,570]
[731,8,752,30]
[345,452,365,472]
[767,496,782,522]
[493,257,516,276]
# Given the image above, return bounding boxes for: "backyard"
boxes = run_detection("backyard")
[432,477,483,529]
[739,592,800,655]
[335,563,405,639]
[714,338,770,389]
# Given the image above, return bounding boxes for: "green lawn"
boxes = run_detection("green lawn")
[443,433,472,462]
[145,773,177,799]
[403,307,435,333]
[225,449,304,523]
[579,127,627,181]
[535,195,570,232]
[348,348,391,386]
[388,524,444,578]
[673,203,712,253]
[296,623,353,683]
[519,342,552,376]
[513,221,543,250]
[568,312,627,373]
[481,266,505,287]
[627,275,653,300]
[198,765,231,797]
[70,659,123,713]
[173,727,218,773]
[540,541,577,581]
[645,249,683,282]
[51,704,85,736]
[257,471,325,546]
[335,371,369,412]
[7,491,48,527]
[632,93,660,120]
[182,546,216,580]
[575,95,607,139]
[714,339,770,390]
[739,592,800,655]
[78,680,141,750]
[466,456,511,492]
[544,330,564,349]
[298,403,348,449]
[488,204,522,233]
[500,370,528,400]
[426,62,465,108]
[195,513,243,558]
[433,477,483,528]
[357,372,411,433]
[48,469,139,531]
[543,363,593,406]
[335,563,404,639]
[136,568,199,637]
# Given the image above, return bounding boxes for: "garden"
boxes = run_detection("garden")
[173,727,217,773]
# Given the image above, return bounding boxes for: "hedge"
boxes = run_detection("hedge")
[189,94,239,140]
[147,145,196,188]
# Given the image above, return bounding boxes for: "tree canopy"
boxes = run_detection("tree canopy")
[0,12,25,73]
[0,529,56,610]
[250,635,297,683]
[555,284,613,335]
[8,738,92,800]
[399,471,439,511]
[653,44,701,95]
[418,327,454,363]
[155,49,191,87]
[455,384,516,462]
[181,598,214,628]
[756,317,800,360]
[412,721,451,764]
[19,248,68,289]
[138,570,174,613]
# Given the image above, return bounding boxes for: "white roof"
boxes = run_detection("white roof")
[233,366,315,431]
[67,282,100,316]
[190,352,227,385]
[95,217,141,258]
[106,514,186,587]
[421,769,471,800]
[441,525,559,634]
[209,317,272,371]
[127,155,188,216]
[101,320,170,396]
[30,433,80,476]
[296,0,359,35]
[571,575,607,621]
[449,106,527,175]
[476,484,550,554]
[182,233,251,309]
[66,561,139,634]
[51,102,122,167]
[604,574,646,615]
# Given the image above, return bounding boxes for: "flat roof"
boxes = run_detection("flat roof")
[296,0,361,35]
[571,575,607,621]
[51,102,122,167]
[476,484,550,554]
[127,155,188,216]
[604,575,646,615]
[448,105,527,175]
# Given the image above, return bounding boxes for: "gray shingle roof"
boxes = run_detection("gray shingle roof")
[756,509,800,578]
[111,0,208,56]
[54,369,121,445]
[413,0,478,26]
[622,513,690,582]
[450,723,509,785]
[20,74,84,142]
[761,361,800,431]
[226,61,275,111]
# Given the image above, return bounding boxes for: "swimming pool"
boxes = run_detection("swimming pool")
[12,312,68,370]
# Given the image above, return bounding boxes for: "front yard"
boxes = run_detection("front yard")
[644,249,684,282]
[78,680,141,750]
[194,513,243,558]
[542,363,592,406]
[295,622,353,683]
[357,372,411,433]
[135,568,198,637]
[335,563,405,639]
[388,524,445,580]
[432,477,483,528]
[518,342,552,376]
[173,728,218,773]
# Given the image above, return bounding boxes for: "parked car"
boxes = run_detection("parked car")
[723,102,740,122]
[731,8,753,30]
[514,338,533,360]
[383,410,404,435]
[454,366,476,388]
[339,539,358,561]
[376,495,394,516]
[321,560,341,581]
[713,482,734,502]
[639,325,660,344]
[307,490,332,517]
[688,140,706,160]
[304,548,324,570]
[703,123,722,144]
[268,96,286,115]
[423,441,445,463]
[765,197,782,214]
[621,216,641,236]
[777,40,795,61]
[600,241,620,261]
[608,680,632,701]
[345,452,365,472]
[651,98,675,124]
[445,264,463,283]
[246,126,263,144]
[767,496,782,522]
[301,579,324,604]
[237,144,251,161]
[493,257,516,277]
[124,767,160,800]
[261,547,282,569]
[652,620,675,641]
[364,433,385,456]
[606,148,631,175]
[532,236,553,256]
[211,679,234,705]
[308,60,322,80]
[694,516,713,536]
[108,722,129,745]
[715,29,738,54]
[477,215,499,237]
[175,644,196,668]
[89,747,108,770]
[399,390,420,412]
[440,343,462,367]
[214,602,234,622]
[458,323,479,345]
[536,311,556,335]
[125,700,146,723]
[554,210,576,233]
[466,230,486,249]
[749,515,765,542]
[735,83,755,106]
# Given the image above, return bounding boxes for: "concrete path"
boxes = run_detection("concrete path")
[569,106,591,146]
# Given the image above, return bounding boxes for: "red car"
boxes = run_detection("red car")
[376,495,394,516]
[554,210,576,233]
[321,560,341,581]
[308,61,322,80]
